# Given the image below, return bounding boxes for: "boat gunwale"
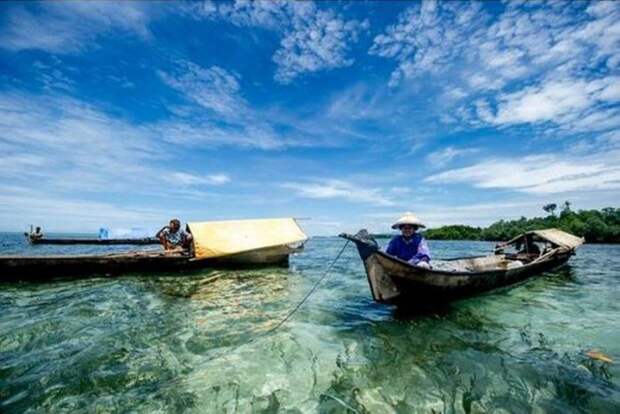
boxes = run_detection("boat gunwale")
[372,247,572,278]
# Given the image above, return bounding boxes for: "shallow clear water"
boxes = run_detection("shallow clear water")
[1,233,619,412]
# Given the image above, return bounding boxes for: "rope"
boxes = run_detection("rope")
[127,239,353,394]
[198,239,351,360]
[263,240,350,336]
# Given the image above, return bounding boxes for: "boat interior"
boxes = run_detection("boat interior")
[431,254,536,272]
[429,236,559,273]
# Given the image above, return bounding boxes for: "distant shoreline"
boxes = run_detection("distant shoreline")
[374,205,620,244]
[371,234,617,244]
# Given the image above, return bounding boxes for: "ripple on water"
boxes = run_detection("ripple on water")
[0,235,619,412]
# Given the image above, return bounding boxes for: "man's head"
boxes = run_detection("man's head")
[399,224,418,238]
[169,219,181,232]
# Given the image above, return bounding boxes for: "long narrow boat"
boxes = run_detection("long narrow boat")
[0,244,303,281]
[340,228,583,305]
[2,218,307,281]
[28,237,160,245]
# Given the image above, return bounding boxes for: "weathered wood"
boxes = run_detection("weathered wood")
[341,230,579,305]
[29,237,160,245]
[0,244,303,281]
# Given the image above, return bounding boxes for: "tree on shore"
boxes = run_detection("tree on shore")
[543,203,557,216]
[421,204,620,243]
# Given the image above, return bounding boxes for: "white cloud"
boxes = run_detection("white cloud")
[480,77,620,130]
[371,1,620,135]
[157,60,369,149]
[425,152,620,194]
[168,172,230,186]
[426,146,479,167]
[155,120,287,150]
[369,1,486,86]
[281,179,394,206]
[158,62,246,118]
[0,91,236,197]
[494,80,591,124]
[0,187,169,233]
[0,1,152,53]
[272,8,368,84]
[326,83,393,121]
[193,0,367,83]
[157,61,292,149]
[201,0,296,30]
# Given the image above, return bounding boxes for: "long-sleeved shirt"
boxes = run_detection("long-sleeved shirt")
[385,234,431,264]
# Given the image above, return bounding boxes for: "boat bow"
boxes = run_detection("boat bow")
[339,230,380,260]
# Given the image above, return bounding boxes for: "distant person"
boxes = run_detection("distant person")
[156,219,193,251]
[98,228,109,240]
[518,234,541,256]
[496,234,541,258]
[385,212,431,268]
[26,226,44,241]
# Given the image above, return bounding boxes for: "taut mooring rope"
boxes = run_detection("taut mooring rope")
[264,240,350,336]
[127,239,353,394]
[203,239,351,356]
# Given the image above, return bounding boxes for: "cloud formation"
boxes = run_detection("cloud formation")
[0,91,232,197]
[159,62,246,119]
[426,146,479,168]
[282,179,394,206]
[197,0,368,83]
[372,0,620,134]
[370,1,485,86]
[0,1,152,53]
[425,151,620,194]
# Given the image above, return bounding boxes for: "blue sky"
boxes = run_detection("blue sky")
[0,0,619,235]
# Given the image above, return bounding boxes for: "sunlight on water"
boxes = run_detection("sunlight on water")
[1,234,619,412]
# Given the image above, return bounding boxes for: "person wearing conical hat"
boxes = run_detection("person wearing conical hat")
[385,212,432,268]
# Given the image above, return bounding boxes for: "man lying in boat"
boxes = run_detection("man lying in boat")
[385,212,432,269]
[156,219,193,252]
[495,234,542,259]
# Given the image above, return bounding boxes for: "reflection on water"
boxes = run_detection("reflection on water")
[0,233,619,412]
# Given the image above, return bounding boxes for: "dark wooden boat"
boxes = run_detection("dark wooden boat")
[3,218,309,281]
[0,244,304,281]
[28,237,160,245]
[340,228,584,305]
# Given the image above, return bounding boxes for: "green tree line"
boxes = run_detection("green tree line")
[422,203,620,243]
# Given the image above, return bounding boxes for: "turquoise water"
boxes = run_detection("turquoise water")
[1,233,619,412]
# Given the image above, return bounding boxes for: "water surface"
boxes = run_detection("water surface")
[1,233,618,412]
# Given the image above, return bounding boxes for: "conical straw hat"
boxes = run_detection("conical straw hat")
[391,212,426,229]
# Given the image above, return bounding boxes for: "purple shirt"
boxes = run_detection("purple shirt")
[386,234,431,264]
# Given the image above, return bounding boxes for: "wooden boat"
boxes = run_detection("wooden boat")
[27,236,160,245]
[0,244,303,281]
[340,228,584,305]
[2,218,307,281]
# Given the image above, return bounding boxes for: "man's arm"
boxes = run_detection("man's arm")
[155,225,169,239]
[158,228,170,249]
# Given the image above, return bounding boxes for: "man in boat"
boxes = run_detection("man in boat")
[516,234,541,257]
[25,226,44,241]
[496,234,541,257]
[385,212,432,268]
[156,219,193,251]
